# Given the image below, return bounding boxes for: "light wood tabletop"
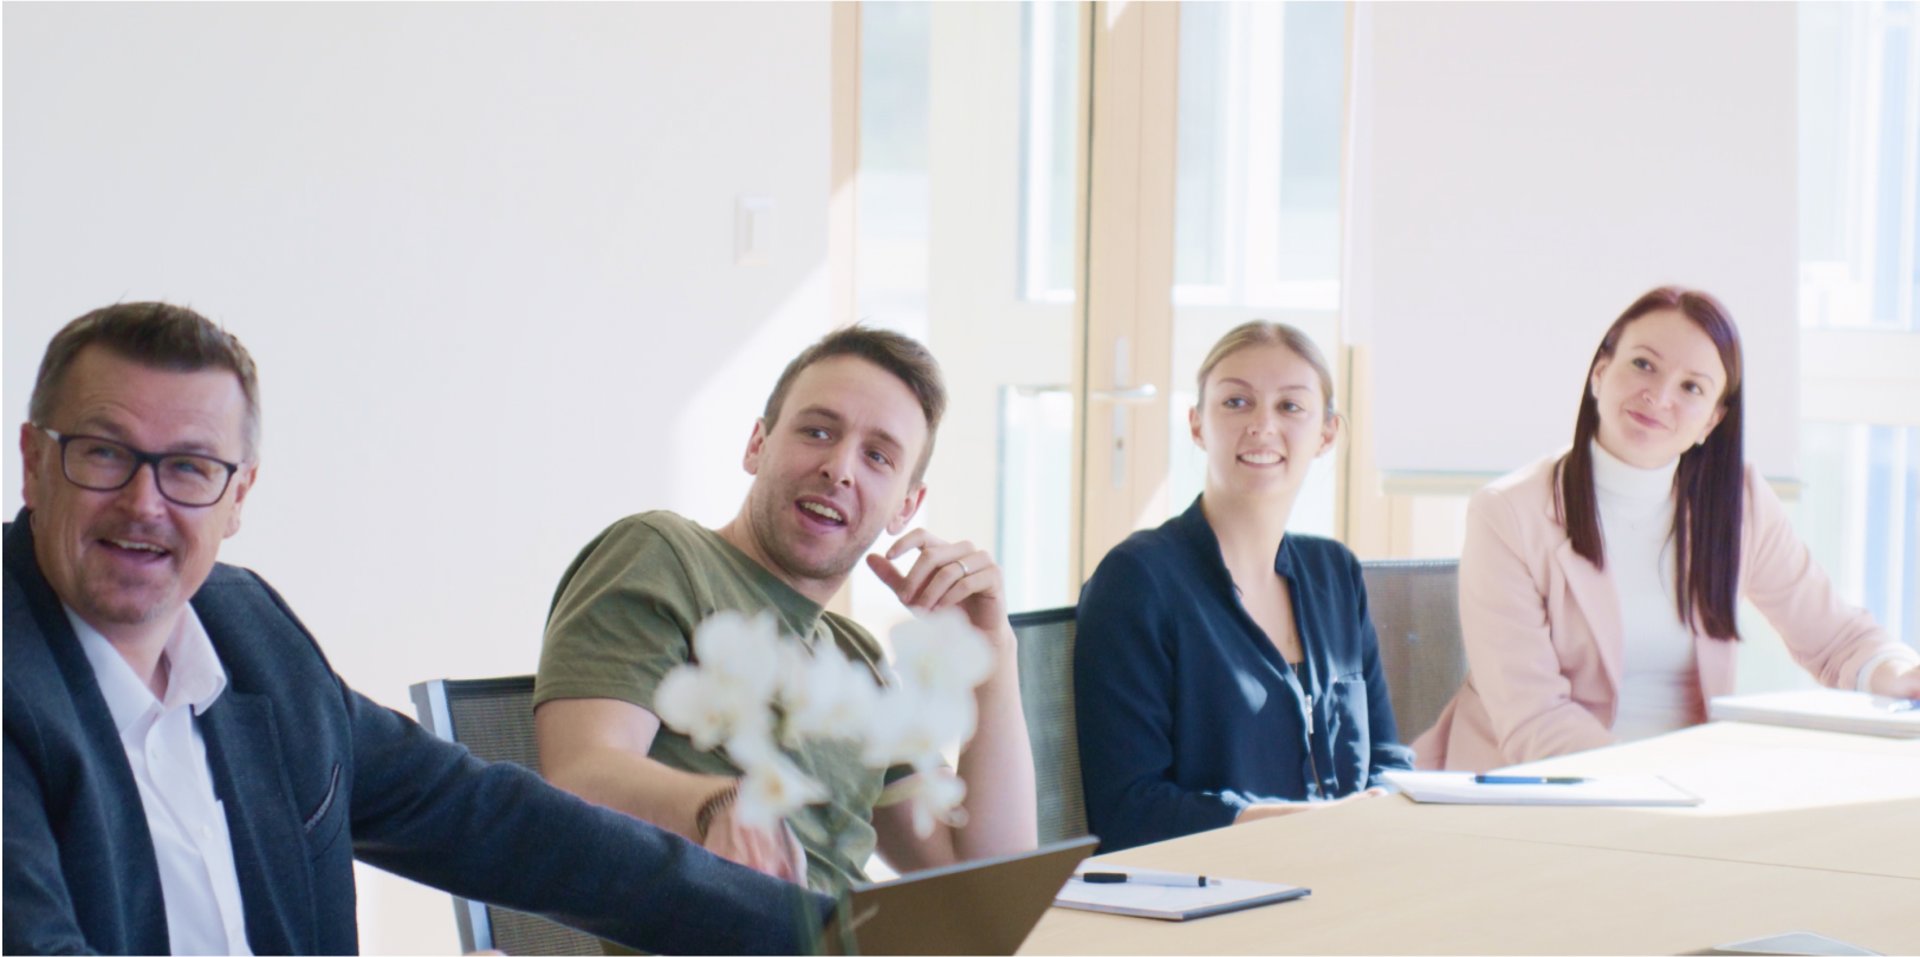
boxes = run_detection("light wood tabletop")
[1023,722,1920,955]
[1367,721,1920,880]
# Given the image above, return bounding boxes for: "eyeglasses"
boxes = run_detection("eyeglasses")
[34,426,242,508]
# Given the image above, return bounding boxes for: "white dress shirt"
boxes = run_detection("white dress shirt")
[1591,441,1703,741]
[69,605,254,956]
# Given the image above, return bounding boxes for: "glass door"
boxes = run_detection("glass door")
[851,1,1090,625]
[849,1,1354,623]
[1077,1,1353,573]
[1163,1,1349,537]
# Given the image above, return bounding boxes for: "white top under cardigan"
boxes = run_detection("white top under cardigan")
[1590,440,1702,740]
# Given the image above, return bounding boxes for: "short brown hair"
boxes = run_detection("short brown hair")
[29,302,261,458]
[1195,321,1340,425]
[761,326,947,483]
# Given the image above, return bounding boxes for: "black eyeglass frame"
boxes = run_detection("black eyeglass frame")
[33,425,243,508]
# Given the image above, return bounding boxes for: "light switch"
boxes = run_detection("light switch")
[736,194,774,267]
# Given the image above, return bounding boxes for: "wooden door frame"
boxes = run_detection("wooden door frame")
[1078,1,1180,583]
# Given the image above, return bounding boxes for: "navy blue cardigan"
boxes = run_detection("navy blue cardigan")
[1074,497,1414,851]
[3,513,824,954]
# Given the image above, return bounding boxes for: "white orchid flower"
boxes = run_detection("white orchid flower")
[727,734,830,832]
[657,607,998,842]
[889,610,994,695]
[654,612,785,750]
[895,766,969,838]
[654,666,735,751]
[691,611,784,698]
[776,642,881,746]
[860,682,977,767]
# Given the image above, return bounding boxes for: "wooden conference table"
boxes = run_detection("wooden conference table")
[1020,722,1920,955]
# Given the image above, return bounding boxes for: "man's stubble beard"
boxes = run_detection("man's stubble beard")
[747,483,878,585]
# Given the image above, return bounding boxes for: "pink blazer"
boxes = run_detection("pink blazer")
[1414,452,1907,772]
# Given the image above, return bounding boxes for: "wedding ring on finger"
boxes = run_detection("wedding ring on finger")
[954,559,971,577]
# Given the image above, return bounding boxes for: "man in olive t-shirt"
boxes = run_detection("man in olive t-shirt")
[538,511,910,888]
[534,327,1039,891]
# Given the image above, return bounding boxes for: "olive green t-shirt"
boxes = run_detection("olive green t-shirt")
[535,510,902,890]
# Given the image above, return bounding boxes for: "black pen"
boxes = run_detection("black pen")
[1075,871,1208,887]
[1473,774,1587,785]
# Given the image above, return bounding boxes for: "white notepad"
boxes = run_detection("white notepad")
[1382,770,1703,806]
[1696,930,1885,955]
[1708,689,1920,739]
[1052,866,1310,921]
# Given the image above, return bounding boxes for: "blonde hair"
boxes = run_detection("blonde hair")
[1194,321,1339,423]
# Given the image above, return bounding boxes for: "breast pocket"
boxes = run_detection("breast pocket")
[302,761,347,858]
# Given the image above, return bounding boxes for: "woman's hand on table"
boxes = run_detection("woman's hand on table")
[1868,661,1920,700]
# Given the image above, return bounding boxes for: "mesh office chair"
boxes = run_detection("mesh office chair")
[409,676,607,956]
[1009,607,1088,844]
[1359,559,1467,741]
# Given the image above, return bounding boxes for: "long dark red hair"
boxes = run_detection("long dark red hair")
[1555,286,1745,640]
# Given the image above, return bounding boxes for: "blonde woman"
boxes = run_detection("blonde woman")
[1074,322,1411,852]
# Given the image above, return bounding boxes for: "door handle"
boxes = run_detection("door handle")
[1012,344,1160,493]
[1103,337,1161,489]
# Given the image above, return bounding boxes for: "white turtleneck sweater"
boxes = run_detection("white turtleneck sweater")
[1591,440,1703,740]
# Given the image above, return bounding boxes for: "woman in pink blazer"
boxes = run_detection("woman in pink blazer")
[1416,287,1920,771]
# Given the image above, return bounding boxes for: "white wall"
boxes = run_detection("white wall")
[1349,1,1800,481]
[3,3,833,952]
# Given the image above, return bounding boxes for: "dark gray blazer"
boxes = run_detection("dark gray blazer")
[3,513,825,954]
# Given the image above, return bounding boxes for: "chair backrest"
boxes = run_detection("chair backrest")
[1009,607,1088,845]
[409,676,607,957]
[1360,559,1467,742]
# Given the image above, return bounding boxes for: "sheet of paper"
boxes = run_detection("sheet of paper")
[1382,770,1703,806]
[1052,866,1309,921]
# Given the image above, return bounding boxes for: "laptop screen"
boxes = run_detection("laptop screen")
[824,836,1099,956]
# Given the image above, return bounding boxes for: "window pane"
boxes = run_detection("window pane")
[1166,2,1347,536]
[1799,2,1852,266]
[1799,1,1919,330]
[998,386,1074,612]
[1174,2,1344,310]
[1796,3,1919,649]
[1274,1,1345,286]
[1872,8,1915,328]
[1019,0,1080,303]
[860,4,1082,617]
[1174,3,1230,290]
[1797,424,1919,646]
[859,3,932,328]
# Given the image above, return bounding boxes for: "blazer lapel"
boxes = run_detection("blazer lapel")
[200,691,313,955]
[6,516,172,952]
[1554,538,1624,693]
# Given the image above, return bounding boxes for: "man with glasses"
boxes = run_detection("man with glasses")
[4,302,826,954]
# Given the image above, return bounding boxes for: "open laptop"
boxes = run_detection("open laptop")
[823,836,1099,955]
